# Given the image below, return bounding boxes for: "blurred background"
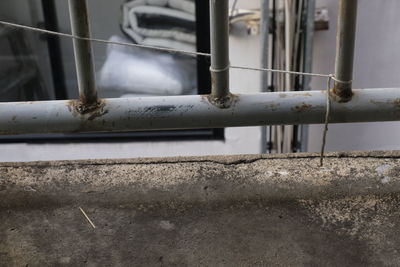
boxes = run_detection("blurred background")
[0,0,400,162]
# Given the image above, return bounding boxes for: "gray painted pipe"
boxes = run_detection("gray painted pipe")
[1,89,399,135]
[333,0,358,101]
[260,0,270,153]
[210,0,230,101]
[260,0,270,93]
[68,0,97,105]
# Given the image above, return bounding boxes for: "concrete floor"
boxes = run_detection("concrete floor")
[1,151,400,266]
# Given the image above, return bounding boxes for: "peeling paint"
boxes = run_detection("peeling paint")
[144,105,176,113]
[265,102,280,111]
[66,99,108,121]
[206,93,238,109]
[292,103,312,112]
[370,99,400,109]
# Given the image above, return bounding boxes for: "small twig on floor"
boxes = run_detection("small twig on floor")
[79,207,96,229]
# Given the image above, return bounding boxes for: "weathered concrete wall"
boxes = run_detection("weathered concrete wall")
[1,151,400,266]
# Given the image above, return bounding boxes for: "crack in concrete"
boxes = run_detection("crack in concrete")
[1,151,400,168]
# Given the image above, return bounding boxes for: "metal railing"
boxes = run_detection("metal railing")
[1,0,399,136]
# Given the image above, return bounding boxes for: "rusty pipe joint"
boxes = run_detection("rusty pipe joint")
[209,65,232,108]
[333,78,353,102]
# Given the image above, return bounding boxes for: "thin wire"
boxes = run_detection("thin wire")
[0,20,334,79]
[0,20,211,57]
[320,75,333,167]
[230,65,331,78]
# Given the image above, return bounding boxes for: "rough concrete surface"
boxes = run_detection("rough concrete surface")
[1,151,400,266]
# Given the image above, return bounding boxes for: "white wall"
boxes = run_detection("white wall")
[307,0,400,152]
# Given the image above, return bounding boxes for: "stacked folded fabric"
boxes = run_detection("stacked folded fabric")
[98,0,197,96]
[121,0,196,52]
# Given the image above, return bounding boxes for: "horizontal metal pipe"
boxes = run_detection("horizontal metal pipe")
[68,0,97,105]
[1,89,399,135]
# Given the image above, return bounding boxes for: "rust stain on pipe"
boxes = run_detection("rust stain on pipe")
[205,93,238,109]
[292,103,313,113]
[66,98,108,120]
[279,93,287,98]
[265,102,281,111]
[370,99,400,111]
[333,83,353,102]
[393,99,400,108]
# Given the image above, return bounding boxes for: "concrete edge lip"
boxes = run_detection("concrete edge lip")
[1,150,400,167]
[1,150,400,208]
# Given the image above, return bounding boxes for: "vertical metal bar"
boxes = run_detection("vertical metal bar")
[300,0,316,152]
[209,0,230,106]
[68,0,97,106]
[333,0,358,101]
[260,0,270,153]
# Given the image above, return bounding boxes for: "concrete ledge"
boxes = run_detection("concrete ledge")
[2,151,400,266]
[1,151,400,208]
